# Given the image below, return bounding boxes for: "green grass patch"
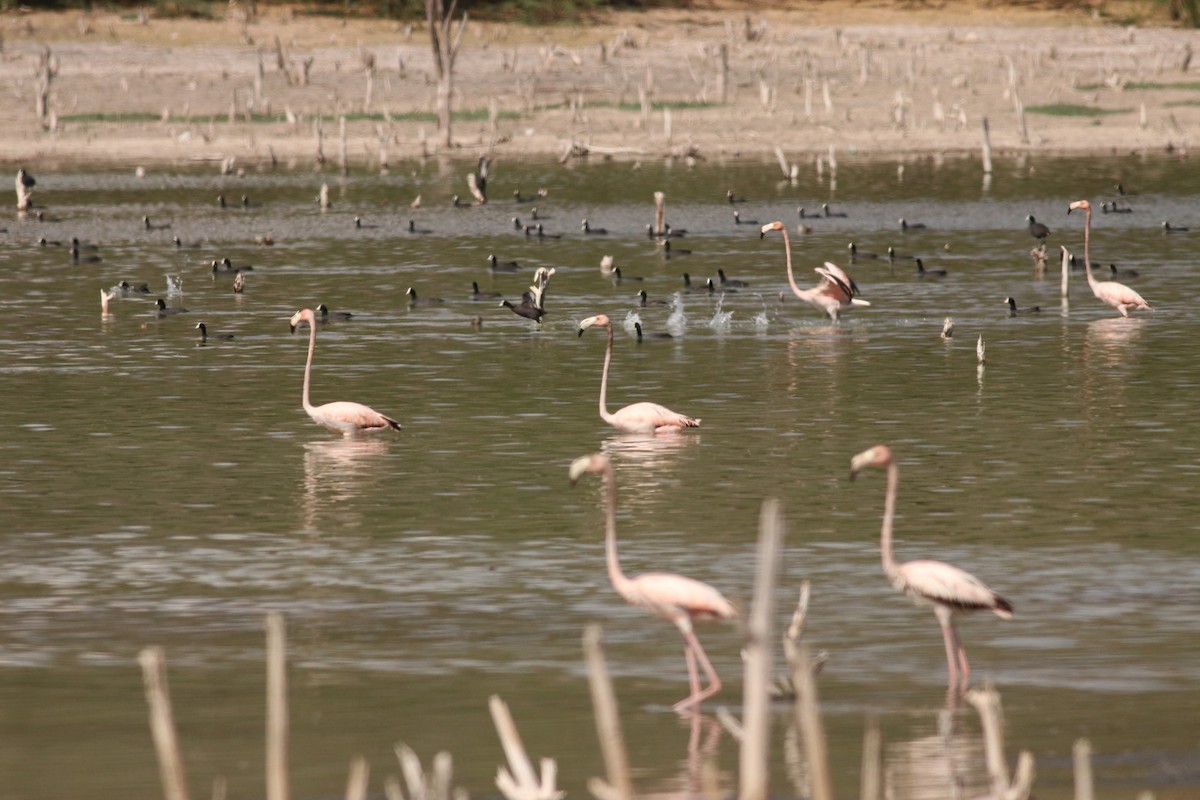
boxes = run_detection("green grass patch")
[1025,104,1132,117]
[1078,81,1200,91]
[59,108,519,125]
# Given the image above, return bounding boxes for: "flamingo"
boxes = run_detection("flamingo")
[849,445,1013,691]
[288,308,402,435]
[568,452,735,711]
[761,220,870,322]
[577,314,699,433]
[1067,199,1152,317]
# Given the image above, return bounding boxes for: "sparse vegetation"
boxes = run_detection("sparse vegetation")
[1026,103,1132,117]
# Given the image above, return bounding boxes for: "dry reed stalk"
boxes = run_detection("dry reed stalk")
[859,716,882,800]
[791,644,833,800]
[265,611,289,800]
[653,191,666,236]
[345,757,369,800]
[981,117,994,174]
[717,43,729,104]
[138,646,191,800]
[583,624,634,800]
[740,498,784,800]
[1073,739,1093,800]
[967,683,1035,800]
[489,695,564,800]
[339,116,349,176]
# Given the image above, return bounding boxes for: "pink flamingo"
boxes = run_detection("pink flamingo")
[577,314,699,433]
[288,308,402,435]
[760,220,871,321]
[1067,199,1152,317]
[569,452,735,711]
[849,445,1012,691]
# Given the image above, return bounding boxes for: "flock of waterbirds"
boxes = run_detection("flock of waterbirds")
[9,159,1176,800]
[11,162,1164,711]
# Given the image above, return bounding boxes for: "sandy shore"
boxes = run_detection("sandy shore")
[2,3,1200,168]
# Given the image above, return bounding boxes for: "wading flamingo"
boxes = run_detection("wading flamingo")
[577,314,699,433]
[761,220,870,322]
[569,452,735,711]
[288,308,401,435]
[1067,200,1152,318]
[850,445,1012,691]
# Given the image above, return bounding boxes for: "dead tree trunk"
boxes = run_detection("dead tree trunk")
[426,0,467,149]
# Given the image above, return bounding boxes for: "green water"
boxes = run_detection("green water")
[0,153,1197,799]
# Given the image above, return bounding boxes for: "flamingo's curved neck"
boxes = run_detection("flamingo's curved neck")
[881,461,901,581]
[597,325,616,425]
[1081,205,1100,293]
[601,460,634,599]
[301,318,317,415]
[780,226,809,300]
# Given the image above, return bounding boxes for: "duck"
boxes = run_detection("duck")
[1027,214,1051,239]
[354,216,379,229]
[733,210,758,225]
[718,269,749,288]
[534,223,561,239]
[173,235,202,249]
[899,217,926,231]
[143,215,171,231]
[848,242,878,261]
[887,246,916,262]
[471,281,502,299]
[316,303,354,322]
[612,267,643,284]
[634,321,674,341]
[582,219,608,235]
[155,298,189,316]
[406,287,444,307]
[37,237,62,247]
[663,239,692,256]
[1005,297,1041,316]
[500,293,545,322]
[727,189,747,204]
[488,254,521,273]
[637,289,670,307]
[1162,221,1190,234]
[915,258,947,278]
[681,273,704,292]
[705,278,737,294]
[118,281,152,295]
[212,257,252,275]
[195,322,234,341]
[408,219,433,234]
[1110,264,1140,279]
[822,203,848,218]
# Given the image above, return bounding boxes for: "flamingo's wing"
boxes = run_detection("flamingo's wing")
[820,261,862,296]
[814,265,854,303]
[316,401,402,433]
[629,572,736,621]
[897,560,1012,617]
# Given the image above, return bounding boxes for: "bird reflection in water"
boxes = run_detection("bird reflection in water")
[641,711,726,800]
[302,437,393,531]
[600,433,699,510]
[884,707,989,800]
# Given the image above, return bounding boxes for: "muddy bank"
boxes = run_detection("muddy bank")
[2,5,1199,169]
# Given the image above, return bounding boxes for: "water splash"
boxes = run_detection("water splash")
[166,275,184,297]
[708,294,734,330]
[666,292,686,334]
[621,310,640,333]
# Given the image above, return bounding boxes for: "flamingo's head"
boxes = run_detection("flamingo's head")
[289,308,312,333]
[849,445,894,480]
[577,314,611,337]
[759,220,784,239]
[1067,199,1090,215]
[569,452,610,486]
